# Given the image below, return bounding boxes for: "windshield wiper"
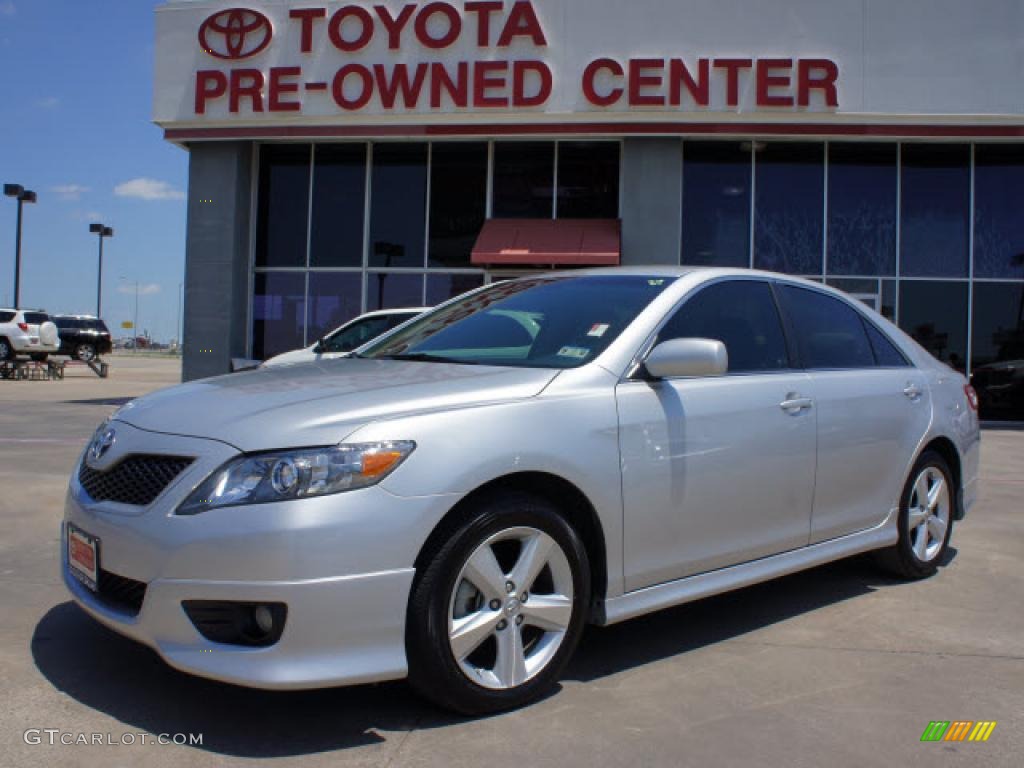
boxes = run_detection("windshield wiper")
[377,353,480,365]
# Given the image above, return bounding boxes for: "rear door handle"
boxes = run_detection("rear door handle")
[780,396,814,413]
[903,384,923,400]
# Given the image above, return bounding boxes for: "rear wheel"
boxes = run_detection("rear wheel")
[0,338,11,361]
[407,492,590,714]
[876,451,955,580]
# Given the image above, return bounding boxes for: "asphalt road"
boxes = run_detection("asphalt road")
[1,357,1021,767]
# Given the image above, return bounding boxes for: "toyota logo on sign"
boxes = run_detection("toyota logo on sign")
[199,8,272,60]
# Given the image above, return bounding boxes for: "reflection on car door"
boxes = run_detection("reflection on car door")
[775,285,932,543]
[617,280,817,592]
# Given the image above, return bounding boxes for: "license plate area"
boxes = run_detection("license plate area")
[67,524,99,592]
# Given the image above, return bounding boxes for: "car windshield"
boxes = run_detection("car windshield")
[360,275,675,369]
[322,316,393,353]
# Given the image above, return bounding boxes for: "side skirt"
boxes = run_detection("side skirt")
[598,510,897,626]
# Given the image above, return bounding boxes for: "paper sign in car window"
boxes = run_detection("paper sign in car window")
[588,323,610,338]
[557,346,590,360]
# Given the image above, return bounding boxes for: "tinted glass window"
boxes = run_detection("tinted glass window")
[252,272,305,360]
[754,143,824,275]
[898,281,968,372]
[900,144,970,277]
[306,272,362,343]
[367,273,424,311]
[493,142,554,218]
[429,143,488,268]
[369,144,428,268]
[681,141,751,267]
[324,316,391,353]
[827,143,897,276]
[862,320,909,367]
[557,142,620,219]
[23,312,48,325]
[256,145,310,268]
[658,281,789,373]
[386,312,419,329]
[778,286,875,369]
[363,276,672,369]
[0,311,15,323]
[974,145,1024,279]
[426,273,485,306]
[970,282,1024,420]
[310,145,366,268]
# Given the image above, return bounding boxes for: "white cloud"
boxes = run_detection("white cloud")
[114,178,185,201]
[34,96,59,109]
[71,210,104,223]
[118,283,161,296]
[0,2,15,17]
[53,184,90,201]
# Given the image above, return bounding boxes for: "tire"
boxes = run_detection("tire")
[876,450,956,580]
[75,343,97,362]
[0,338,11,361]
[30,352,48,362]
[406,491,591,715]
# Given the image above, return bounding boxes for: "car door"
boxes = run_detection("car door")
[775,284,932,543]
[617,279,817,591]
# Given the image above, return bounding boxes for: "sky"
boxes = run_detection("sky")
[0,1,186,342]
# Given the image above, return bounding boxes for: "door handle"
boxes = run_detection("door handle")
[903,384,923,400]
[780,395,814,413]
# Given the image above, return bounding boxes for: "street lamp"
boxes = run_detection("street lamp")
[4,183,38,308]
[89,223,114,319]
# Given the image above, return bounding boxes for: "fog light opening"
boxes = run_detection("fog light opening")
[182,600,287,648]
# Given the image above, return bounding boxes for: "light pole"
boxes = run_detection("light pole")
[89,223,114,319]
[4,183,38,308]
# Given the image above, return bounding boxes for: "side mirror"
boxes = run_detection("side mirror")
[642,338,728,380]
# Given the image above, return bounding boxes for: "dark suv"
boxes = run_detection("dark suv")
[53,316,112,361]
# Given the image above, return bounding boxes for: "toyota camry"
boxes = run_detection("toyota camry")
[62,268,980,714]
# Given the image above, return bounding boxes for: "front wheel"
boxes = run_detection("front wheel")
[406,492,590,714]
[877,451,955,580]
[75,343,97,362]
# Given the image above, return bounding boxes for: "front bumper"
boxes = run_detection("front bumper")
[61,425,461,689]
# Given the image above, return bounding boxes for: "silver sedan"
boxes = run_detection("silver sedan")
[62,268,980,713]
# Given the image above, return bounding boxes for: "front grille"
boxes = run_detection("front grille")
[97,569,147,616]
[79,455,193,506]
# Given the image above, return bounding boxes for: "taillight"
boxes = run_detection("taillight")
[17,323,28,332]
[964,384,979,412]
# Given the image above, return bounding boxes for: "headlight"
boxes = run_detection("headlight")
[177,441,415,515]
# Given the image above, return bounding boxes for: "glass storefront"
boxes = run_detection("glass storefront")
[251,138,1024,420]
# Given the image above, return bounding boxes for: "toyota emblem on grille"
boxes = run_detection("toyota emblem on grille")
[88,427,116,466]
[199,8,273,60]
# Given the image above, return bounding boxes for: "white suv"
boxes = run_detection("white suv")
[0,309,60,361]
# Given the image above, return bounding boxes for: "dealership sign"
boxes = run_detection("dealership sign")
[163,1,841,122]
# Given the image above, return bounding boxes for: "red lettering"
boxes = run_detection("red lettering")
[195,70,228,114]
[269,67,302,112]
[465,1,503,46]
[582,58,624,107]
[332,64,374,110]
[498,1,547,47]
[230,69,264,113]
[374,4,415,49]
[289,8,326,53]
[415,2,462,49]
[756,59,793,107]
[328,6,374,52]
[513,60,552,107]
[629,58,665,107]
[430,62,469,108]
[713,58,752,107]
[374,63,429,108]
[669,59,709,107]
[473,61,509,107]
[798,59,839,108]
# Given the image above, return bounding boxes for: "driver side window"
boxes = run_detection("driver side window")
[658,280,791,373]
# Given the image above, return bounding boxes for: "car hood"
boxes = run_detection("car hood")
[113,359,560,451]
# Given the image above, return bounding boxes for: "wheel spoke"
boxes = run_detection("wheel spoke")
[913,475,930,508]
[509,531,555,593]
[494,625,528,688]
[927,515,947,544]
[908,506,928,530]
[522,593,573,632]
[926,477,945,511]
[450,610,500,661]
[914,525,930,559]
[463,545,508,600]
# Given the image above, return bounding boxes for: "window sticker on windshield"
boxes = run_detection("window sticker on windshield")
[587,323,610,338]
[557,346,590,360]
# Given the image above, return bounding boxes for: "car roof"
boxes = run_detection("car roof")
[357,308,431,319]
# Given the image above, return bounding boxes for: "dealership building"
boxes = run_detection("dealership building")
[156,0,1024,419]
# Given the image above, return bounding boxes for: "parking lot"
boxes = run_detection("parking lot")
[0,357,1020,767]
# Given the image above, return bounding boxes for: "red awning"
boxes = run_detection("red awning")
[471,219,621,267]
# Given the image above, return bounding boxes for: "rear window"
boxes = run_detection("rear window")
[778,286,875,370]
[84,319,108,332]
[23,312,49,325]
[0,311,14,323]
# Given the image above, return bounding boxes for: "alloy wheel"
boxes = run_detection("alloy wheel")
[448,526,574,690]
[907,466,950,563]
